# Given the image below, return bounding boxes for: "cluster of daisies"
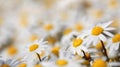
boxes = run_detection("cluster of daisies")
[1,0,120,67]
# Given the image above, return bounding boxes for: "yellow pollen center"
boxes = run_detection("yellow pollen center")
[44,24,53,31]
[51,47,60,57]
[1,64,10,67]
[93,10,103,18]
[56,59,68,66]
[74,24,83,31]
[34,64,42,67]
[20,11,28,27]
[47,36,56,45]
[73,38,83,48]
[43,0,56,8]
[7,46,18,56]
[109,0,118,8]
[29,44,39,52]
[63,28,72,35]
[30,35,38,42]
[17,63,27,67]
[112,34,120,43]
[92,59,107,67]
[92,26,103,36]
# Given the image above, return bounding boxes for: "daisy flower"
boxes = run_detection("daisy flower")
[83,21,115,47]
[61,31,79,46]
[26,39,48,53]
[24,39,50,63]
[107,33,120,50]
[92,59,108,67]
[68,34,88,55]
[106,33,120,59]
[0,57,21,67]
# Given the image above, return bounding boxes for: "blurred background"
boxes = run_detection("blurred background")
[0,0,120,57]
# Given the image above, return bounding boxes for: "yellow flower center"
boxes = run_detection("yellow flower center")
[92,10,103,18]
[74,24,83,32]
[112,34,120,43]
[17,63,27,67]
[63,28,72,35]
[20,11,28,27]
[44,24,53,31]
[29,44,39,52]
[92,26,103,36]
[47,36,56,45]
[7,46,18,56]
[43,0,56,8]
[109,0,118,8]
[95,41,106,50]
[51,46,60,57]
[92,59,107,67]
[30,35,38,42]
[1,64,10,67]
[34,64,42,67]
[56,59,68,66]
[73,38,83,48]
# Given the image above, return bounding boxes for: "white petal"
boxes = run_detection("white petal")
[115,43,120,50]
[99,34,107,41]
[102,21,113,28]
[103,31,114,37]
[104,27,116,31]
[86,39,92,47]
[93,37,99,46]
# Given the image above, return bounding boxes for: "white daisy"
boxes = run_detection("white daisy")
[69,34,88,55]
[83,21,115,47]
[26,39,48,53]
[106,33,120,50]
[0,57,21,67]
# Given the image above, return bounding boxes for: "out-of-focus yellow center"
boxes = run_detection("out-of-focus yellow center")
[74,24,83,32]
[92,10,103,18]
[30,35,38,42]
[73,38,83,48]
[47,36,56,45]
[43,0,56,8]
[63,28,72,35]
[112,34,120,43]
[56,59,68,66]
[7,46,18,56]
[1,64,10,67]
[51,46,60,57]
[92,59,107,67]
[20,11,28,27]
[29,44,39,52]
[34,64,42,67]
[17,63,27,67]
[44,24,53,31]
[95,41,106,50]
[109,0,118,8]
[92,26,103,36]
